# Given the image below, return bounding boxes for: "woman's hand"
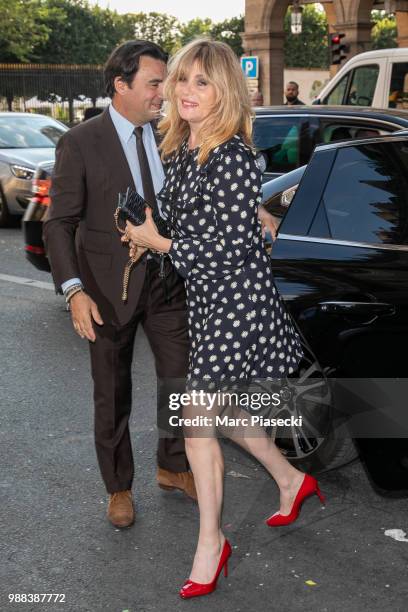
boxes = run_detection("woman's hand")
[121,208,172,253]
[257,205,279,241]
[121,231,147,261]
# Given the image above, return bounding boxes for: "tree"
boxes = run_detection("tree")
[0,0,51,62]
[178,16,244,56]
[31,0,127,65]
[179,18,213,48]
[210,16,244,56]
[284,5,329,69]
[371,11,397,49]
[130,12,181,53]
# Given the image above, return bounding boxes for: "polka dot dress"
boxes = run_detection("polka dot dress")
[158,135,304,385]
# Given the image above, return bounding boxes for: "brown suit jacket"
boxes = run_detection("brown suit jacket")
[43,108,157,326]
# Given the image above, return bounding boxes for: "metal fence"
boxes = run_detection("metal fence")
[0,64,109,124]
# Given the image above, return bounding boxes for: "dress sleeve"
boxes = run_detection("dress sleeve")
[168,147,262,280]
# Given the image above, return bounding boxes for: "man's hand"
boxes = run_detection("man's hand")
[258,205,280,241]
[70,291,103,342]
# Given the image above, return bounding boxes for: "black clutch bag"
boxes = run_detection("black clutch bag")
[114,187,171,303]
[114,187,171,238]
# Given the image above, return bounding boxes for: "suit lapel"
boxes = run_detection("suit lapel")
[96,108,137,199]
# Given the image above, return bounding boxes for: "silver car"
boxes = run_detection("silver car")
[0,112,68,226]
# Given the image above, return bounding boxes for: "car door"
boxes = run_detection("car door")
[253,114,312,182]
[387,61,408,109]
[272,137,408,375]
[270,138,408,486]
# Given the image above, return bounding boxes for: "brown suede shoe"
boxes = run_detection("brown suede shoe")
[157,468,197,501]
[107,490,135,528]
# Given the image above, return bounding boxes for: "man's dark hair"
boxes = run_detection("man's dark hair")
[287,81,299,89]
[104,40,168,98]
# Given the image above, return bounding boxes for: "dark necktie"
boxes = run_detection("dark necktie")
[133,125,169,301]
[134,126,157,208]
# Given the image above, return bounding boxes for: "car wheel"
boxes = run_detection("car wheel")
[0,184,10,227]
[254,340,358,473]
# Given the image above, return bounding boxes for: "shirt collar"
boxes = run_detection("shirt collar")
[109,103,150,144]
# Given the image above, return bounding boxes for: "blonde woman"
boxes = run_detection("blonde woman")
[124,39,325,598]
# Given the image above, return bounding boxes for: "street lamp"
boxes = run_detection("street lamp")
[291,0,303,35]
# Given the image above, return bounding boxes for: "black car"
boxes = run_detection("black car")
[23,105,408,271]
[264,132,408,491]
[253,105,408,181]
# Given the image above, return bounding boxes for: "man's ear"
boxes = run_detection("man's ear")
[113,76,128,96]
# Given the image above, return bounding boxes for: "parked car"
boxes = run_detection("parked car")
[0,112,67,226]
[263,132,408,490]
[253,105,408,181]
[23,106,408,270]
[23,160,53,272]
[313,48,408,109]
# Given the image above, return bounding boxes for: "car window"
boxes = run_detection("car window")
[0,115,66,148]
[388,62,408,109]
[320,121,394,144]
[324,74,349,105]
[253,116,308,173]
[344,65,379,106]
[311,141,408,245]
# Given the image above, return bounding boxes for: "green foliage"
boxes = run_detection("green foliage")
[31,0,127,64]
[0,0,51,62]
[0,0,136,64]
[284,5,329,69]
[130,12,181,53]
[210,16,244,56]
[0,2,245,64]
[178,16,244,55]
[371,12,397,49]
[178,18,213,48]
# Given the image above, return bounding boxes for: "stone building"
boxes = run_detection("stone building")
[242,0,408,104]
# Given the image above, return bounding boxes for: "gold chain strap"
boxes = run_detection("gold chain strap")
[122,255,138,302]
[115,206,137,302]
[115,206,165,302]
[114,207,126,234]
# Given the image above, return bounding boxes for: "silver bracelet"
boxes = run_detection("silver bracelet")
[64,283,84,303]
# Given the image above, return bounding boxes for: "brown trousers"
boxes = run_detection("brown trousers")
[89,258,190,493]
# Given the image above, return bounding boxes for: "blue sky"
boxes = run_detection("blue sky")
[90,0,245,22]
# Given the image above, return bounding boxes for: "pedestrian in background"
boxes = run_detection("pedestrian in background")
[250,89,264,106]
[284,81,305,105]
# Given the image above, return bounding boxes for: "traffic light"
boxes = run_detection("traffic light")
[329,33,349,65]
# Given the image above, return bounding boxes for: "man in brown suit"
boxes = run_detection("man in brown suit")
[43,40,196,528]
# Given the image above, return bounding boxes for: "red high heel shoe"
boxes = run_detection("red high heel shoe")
[266,473,325,527]
[179,539,232,599]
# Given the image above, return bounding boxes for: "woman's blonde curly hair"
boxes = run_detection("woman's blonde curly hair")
[159,38,254,165]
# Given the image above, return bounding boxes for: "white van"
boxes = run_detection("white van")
[313,48,408,109]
